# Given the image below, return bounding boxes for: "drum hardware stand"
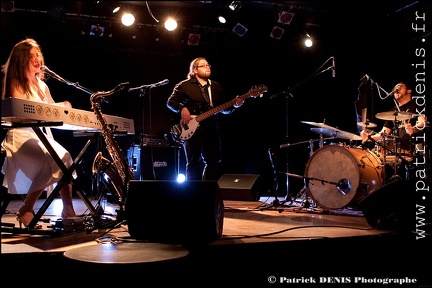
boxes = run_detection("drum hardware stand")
[279,136,335,211]
[284,173,318,211]
[285,173,353,213]
[367,135,404,182]
[259,148,293,212]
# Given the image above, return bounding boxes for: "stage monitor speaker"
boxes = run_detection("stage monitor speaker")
[358,179,415,232]
[218,174,261,201]
[125,180,224,245]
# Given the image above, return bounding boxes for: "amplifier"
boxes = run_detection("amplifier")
[127,145,179,180]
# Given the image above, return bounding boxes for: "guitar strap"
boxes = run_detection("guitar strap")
[207,79,213,107]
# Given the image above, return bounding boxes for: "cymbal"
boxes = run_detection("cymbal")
[310,128,337,137]
[333,130,362,141]
[310,128,362,141]
[357,121,377,128]
[375,111,415,121]
[301,121,339,131]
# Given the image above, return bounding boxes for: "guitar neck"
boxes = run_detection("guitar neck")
[195,92,250,123]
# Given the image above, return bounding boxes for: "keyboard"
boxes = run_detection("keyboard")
[1,98,135,134]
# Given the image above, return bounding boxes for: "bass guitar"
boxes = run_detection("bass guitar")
[171,85,267,142]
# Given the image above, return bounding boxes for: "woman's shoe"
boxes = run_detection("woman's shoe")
[61,211,76,219]
[16,210,42,229]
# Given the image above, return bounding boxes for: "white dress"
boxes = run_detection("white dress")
[1,79,74,195]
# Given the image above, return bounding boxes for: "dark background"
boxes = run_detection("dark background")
[1,1,430,197]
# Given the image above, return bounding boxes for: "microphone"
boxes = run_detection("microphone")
[152,79,169,88]
[40,66,65,82]
[387,88,400,97]
[331,57,336,78]
[128,79,169,92]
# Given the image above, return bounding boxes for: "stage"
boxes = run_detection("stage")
[1,193,429,286]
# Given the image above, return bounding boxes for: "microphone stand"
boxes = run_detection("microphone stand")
[268,57,334,202]
[128,80,169,180]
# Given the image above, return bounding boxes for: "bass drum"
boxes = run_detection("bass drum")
[305,145,384,210]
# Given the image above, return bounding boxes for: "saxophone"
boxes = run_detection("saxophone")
[90,83,134,206]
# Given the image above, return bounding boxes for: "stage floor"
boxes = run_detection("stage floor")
[1,195,430,286]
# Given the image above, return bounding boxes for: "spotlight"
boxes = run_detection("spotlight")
[176,174,186,183]
[218,15,227,24]
[122,12,135,26]
[304,33,313,47]
[164,18,178,31]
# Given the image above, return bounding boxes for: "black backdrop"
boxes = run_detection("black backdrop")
[1,1,430,197]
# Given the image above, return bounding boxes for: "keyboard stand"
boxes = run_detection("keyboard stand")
[1,122,101,234]
[28,126,101,229]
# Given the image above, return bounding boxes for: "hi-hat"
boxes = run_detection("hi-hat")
[357,121,377,128]
[375,111,415,121]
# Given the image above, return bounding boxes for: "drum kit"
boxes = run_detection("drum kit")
[281,111,422,211]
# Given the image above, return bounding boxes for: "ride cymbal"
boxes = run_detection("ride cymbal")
[375,111,414,121]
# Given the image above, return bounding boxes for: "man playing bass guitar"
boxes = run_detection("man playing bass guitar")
[166,57,245,181]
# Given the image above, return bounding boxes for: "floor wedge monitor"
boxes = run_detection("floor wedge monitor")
[125,180,224,245]
[218,174,261,201]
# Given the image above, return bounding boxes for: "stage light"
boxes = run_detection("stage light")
[270,26,284,40]
[122,12,135,26]
[278,11,295,25]
[187,33,201,46]
[304,33,313,47]
[232,23,248,37]
[90,24,105,37]
[164,18,178,31]
[218,15,227,24]
[228,1,242,12]
[176,174,186,183]
[112,6,120,13]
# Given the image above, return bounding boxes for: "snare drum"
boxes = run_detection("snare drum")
[305,145,384,210]
[376,137,413,163]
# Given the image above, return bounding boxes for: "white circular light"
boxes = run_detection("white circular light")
[164,18,178,31]
[122,13,135,26]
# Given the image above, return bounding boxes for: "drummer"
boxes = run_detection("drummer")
[360,82,427,155]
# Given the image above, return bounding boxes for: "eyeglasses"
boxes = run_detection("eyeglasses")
[196,64,211,68]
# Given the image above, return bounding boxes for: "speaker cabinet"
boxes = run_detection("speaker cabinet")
[127,145,179,180]
[358,179,415,231]
[218,174,261,201]
[125,180,224,245]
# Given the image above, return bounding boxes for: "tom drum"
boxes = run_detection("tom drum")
[305,145,384,210]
